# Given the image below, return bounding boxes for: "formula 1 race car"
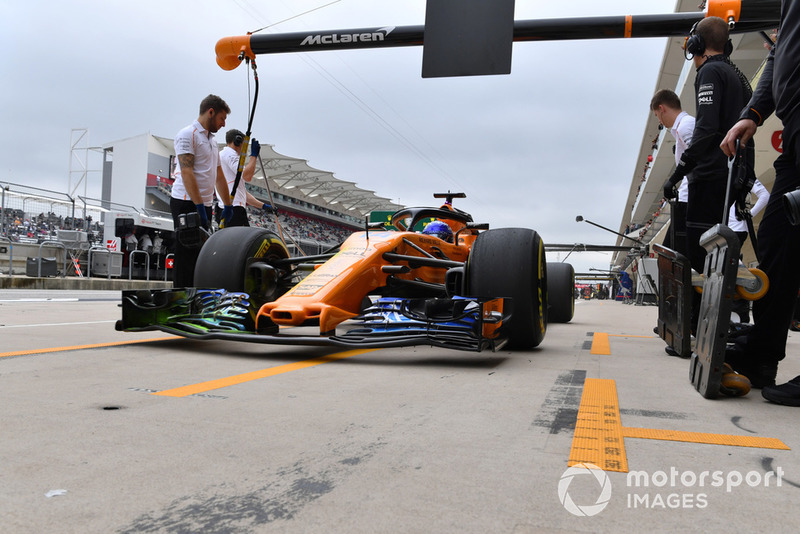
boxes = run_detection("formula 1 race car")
[118,193,575,352]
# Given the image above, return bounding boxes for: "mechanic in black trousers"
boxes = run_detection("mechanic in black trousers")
[721,0,800,405]
[662,16,754,332]
[170,95,234,287]
[651,89,694,260]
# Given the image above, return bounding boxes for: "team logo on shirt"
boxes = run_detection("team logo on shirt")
[698,83,714,105]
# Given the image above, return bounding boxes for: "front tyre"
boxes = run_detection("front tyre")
[194,227,290,299]
[466,228,547,349]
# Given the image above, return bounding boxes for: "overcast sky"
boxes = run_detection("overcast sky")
[1,0,679,275]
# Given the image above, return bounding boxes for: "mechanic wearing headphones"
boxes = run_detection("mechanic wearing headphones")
[662,16,754,330]
[217,129,278,227]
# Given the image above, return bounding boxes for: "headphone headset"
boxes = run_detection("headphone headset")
[683,20,733,59]
[233,133,244,147]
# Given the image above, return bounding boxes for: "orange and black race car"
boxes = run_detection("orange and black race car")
[119,1,781,352]
[118,193,576,352]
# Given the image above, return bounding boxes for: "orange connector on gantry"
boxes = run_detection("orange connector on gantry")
[215,34,254,71]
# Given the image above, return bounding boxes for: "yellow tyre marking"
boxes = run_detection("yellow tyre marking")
[622,427,789,450]
[569,378,628,472]
[569,378,790,474]
[0,337,176,359]
[590,332,611,355]
[154,348,378,398]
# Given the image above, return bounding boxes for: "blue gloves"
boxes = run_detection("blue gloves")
[195,204,209,228]
[220,205,234,227]
[262,203,278,214]
[250,139,261,157]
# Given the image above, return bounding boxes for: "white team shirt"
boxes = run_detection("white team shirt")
[171,120,220,206]
[671,111,695,203]
[218,146,248,207]
[728,179,770,232]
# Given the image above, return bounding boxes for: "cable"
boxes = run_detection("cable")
[250,0,342,34]
[228,1,466,194]
[297,53,465,192]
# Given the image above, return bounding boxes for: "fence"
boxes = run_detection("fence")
[1,182,118,277]
[1,181,363,279]
[0,182,115,240]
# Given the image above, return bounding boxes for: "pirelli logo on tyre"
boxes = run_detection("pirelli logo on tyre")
[254,237,278,258]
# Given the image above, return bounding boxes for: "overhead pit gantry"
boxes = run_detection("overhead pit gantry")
[215,0,780,76]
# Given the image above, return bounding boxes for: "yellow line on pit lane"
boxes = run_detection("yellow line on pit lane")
[590,332,659,354]
[590,332,611,355]
[153,348,379,398]
[0,337,177,358]
[569,379,791,474]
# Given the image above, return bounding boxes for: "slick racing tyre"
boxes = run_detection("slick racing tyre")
[194,227,290,300]
[466,228,547,349]
[547,262,575,323]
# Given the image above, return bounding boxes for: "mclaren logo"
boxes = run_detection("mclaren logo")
[301,26,395,46]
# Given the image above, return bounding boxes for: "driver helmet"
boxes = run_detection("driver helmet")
[422,220,454,243]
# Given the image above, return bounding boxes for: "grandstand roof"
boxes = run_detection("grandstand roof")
[154,135,403,218]
[254,144,402,216]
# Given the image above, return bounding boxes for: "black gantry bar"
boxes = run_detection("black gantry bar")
[249,25,425,55]
[247,10,780,56]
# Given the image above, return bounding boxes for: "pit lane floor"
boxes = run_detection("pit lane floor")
[1,289,799,533]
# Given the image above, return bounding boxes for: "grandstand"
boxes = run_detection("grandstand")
[121,134,401,254]
[0,133,403,278]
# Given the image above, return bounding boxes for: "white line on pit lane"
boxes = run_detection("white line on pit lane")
[0,320,117,328]
[0,298,79,302]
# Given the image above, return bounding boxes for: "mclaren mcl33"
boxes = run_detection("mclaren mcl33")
[117,193,575,352]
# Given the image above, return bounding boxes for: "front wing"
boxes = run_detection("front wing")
[117,289,512,352]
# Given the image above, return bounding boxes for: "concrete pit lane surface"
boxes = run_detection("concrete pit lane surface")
[1,289,799,533]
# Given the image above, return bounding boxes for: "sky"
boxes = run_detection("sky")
[1,0,679,276]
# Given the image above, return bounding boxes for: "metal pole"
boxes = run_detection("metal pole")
[1,185,6,237]
[576,216,645,246]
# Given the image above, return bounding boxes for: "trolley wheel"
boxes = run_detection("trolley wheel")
[719,364,752,397]
[736,268,769,301]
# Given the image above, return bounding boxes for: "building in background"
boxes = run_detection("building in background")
[615,0,780,271]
